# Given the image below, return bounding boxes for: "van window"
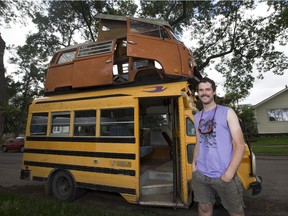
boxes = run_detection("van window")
[30,113,48,135]
[51,112,70,136]
[74,110,96,136]
[57,50,76,64]
[130,20,170,39]
[100,108,134,137]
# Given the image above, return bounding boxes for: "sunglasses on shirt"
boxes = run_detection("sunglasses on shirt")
[198,106,217,134]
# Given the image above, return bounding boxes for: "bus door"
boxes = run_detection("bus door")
[138,97,186,207]
[126,17,182,75]
[94,96,140,203]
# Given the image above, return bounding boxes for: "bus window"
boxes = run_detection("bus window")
[73,110,96,136]
[51,112,70,136]
[186,117,196,136]
[30,113,48,135]
[186,117,196,164]
[100,108,134,137]
[187,144,195,164]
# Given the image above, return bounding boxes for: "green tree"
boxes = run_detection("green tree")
[0,0,40,139]
[26,0,138,60]
[7,44,45,136]
[25,1,288,99]
[237,104,257,137]
[139,1,287,102]
[2,0,288,137]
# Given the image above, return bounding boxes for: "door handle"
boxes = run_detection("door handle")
[127,40,137,45]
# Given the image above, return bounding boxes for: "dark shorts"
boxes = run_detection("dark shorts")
[191,170,244,214]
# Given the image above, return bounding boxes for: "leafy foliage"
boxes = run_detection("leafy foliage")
[5,44,45,135]
[1,0,288,135]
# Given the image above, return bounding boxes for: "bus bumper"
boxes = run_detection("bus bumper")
[251,175,262,195]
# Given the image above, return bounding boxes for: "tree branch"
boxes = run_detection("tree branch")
[198,4,239,71]
[170,1,187,27]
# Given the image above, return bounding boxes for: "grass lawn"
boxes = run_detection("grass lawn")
[249,135,288,145]
[249,135,288,154]
[0,190,167,216]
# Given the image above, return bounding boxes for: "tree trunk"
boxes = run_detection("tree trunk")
[0,33,7,141]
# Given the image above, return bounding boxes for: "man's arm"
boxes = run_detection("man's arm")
[221,108,246,182]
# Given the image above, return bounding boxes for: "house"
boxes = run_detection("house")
[253,86,288,134]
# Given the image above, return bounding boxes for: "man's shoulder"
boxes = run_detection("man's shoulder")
[217,104,231,111]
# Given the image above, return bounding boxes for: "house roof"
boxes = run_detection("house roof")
[253,86,288,108]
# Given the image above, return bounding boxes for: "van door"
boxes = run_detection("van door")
[126,17,183,75]
[73,40,115,88]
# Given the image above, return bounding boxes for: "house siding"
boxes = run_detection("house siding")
[254,88,288,134]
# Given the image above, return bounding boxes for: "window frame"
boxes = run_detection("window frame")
[267,108,288,122]
[50,112,71,136]
[30,112,49,136]
[73,110,96,137]
[100,108,134,137]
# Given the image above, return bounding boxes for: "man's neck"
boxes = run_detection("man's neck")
[203,102,217,111]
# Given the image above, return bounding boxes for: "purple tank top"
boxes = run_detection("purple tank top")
[194,105,233,178]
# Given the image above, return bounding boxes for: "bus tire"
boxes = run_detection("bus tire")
[51,170,79,202]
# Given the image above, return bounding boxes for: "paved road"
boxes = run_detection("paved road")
[0,152,288,215]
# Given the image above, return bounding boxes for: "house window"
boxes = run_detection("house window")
[267,108,288,122]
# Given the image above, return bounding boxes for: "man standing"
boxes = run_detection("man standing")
[192,77,246,216]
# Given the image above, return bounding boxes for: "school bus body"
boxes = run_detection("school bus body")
[21,80,261,208]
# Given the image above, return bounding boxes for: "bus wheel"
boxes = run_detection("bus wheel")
[51,171,79,202]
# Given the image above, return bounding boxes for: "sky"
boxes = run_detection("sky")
[1,3,287,106]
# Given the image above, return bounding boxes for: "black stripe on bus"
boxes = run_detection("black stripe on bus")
[31,176,136,195]
[25,148,136,160]
[26,136,135,143]
[35,94,130,104]
[76,182,136,195]
[24,161,135,176]
[33,176,47,182]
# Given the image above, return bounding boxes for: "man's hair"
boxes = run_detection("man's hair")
[197,77,216,92]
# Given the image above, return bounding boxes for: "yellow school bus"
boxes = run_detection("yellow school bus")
[20,79,261,208]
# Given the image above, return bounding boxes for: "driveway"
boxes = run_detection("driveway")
[0,152,287,215]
